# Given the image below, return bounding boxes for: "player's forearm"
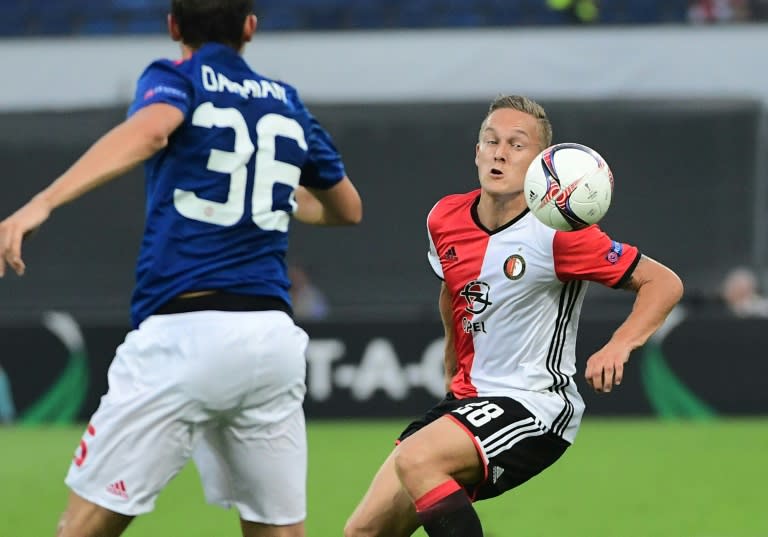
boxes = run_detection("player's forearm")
[292,198,356,225]
[293,181,362,226]
[293,187,330,225]
[36,121,166,211]
[609,270,684,351]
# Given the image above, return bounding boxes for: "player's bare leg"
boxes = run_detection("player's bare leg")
[394,416,482,499]
[240,519,305,537]
[344,450,421,537]
[394,416,485,537]
[56,491,133,537]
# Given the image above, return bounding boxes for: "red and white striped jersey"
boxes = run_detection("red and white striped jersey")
[427,190,640,442]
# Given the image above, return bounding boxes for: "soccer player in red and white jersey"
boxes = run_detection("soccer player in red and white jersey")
[345,95,683,537]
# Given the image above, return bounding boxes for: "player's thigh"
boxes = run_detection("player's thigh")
[345,450,420,537]
[394,415,484,489]
[57,491,133,537]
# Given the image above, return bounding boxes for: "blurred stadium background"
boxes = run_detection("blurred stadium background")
[1,1,767,536]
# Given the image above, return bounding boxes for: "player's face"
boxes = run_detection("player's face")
[475,108,543,199]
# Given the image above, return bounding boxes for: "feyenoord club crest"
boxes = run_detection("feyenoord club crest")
[503,254,526,280]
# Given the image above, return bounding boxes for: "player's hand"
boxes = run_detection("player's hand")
[584,343,631,393]
[0,197,51,277]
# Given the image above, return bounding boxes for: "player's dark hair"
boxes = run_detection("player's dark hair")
[480,95,553,149]
[171,0,254,50]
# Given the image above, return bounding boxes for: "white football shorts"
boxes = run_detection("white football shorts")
[65,309,309,524]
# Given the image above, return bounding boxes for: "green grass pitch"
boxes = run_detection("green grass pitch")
[1,418,766,536]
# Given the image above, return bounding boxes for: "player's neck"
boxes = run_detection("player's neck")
[180,44,196,60]
[476,192,527,230]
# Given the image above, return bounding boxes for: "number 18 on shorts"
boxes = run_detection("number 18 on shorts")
[447,397,570,501]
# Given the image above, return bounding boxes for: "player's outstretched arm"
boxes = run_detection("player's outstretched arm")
[584,255,683,393]
[293,177,362,226]
[0,103,184,278]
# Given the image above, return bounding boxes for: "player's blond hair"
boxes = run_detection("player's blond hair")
[479,95,552,149]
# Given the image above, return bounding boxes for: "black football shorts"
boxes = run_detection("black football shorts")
[398,393,570,501]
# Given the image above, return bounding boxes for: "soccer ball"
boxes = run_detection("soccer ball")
[524,142,613,231]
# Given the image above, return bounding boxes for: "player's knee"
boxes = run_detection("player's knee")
[392,444,430,482]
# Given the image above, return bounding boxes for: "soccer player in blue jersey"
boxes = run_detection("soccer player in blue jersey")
[0,1,362,536]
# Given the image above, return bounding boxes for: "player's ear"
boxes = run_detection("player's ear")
[168,13,182,42]
[243,14,257,43]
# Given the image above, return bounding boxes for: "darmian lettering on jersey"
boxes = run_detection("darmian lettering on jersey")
[201,65,288,103]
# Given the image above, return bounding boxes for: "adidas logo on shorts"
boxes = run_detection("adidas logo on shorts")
[106,480,129,499]
[492,466,505,484]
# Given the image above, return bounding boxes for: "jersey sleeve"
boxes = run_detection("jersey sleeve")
[426,202,445,279]
[553,225,641,288]
[287,87,346,189]
[128,61,194,118]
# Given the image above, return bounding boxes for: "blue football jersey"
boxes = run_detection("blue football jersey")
[126,43,345,328]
